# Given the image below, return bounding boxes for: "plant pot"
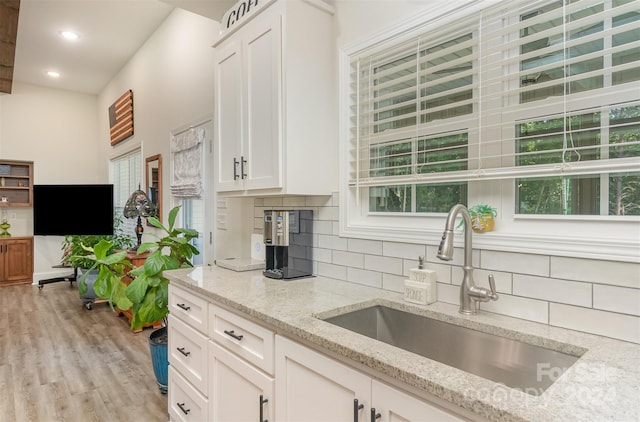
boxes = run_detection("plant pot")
[77,268,99,309]
[471,214,495,233]
[149,326,168,394]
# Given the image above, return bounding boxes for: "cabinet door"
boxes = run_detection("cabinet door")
[1,237,33,284]
[209,341,274,422]
[275,336,371,422]
[371,380,465,422]
[243,12,282,191]
[215,39,243,192]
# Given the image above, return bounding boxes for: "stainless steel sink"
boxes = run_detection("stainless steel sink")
[323,305,581,395]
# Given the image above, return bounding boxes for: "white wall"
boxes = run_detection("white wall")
[0,82,103,275]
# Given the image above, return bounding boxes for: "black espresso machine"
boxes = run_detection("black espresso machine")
[263,210,313,279]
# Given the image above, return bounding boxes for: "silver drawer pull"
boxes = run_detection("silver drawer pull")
[223,329,244,341]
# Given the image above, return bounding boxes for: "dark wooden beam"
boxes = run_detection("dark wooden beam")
[0,0,20,94]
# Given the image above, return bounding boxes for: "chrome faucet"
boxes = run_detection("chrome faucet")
[436,204,498,315]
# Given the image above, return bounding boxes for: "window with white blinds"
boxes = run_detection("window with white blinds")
[349,0,640,216]
[109,149,142,243]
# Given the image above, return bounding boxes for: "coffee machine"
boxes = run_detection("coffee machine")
[263,210,313,279]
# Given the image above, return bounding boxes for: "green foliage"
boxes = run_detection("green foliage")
[126,206,199,329]
[62,216,134,269]
[71,206,199,330]
[457,204,497,230]
[74,239,133,312]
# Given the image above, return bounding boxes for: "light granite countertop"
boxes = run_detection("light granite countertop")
[166,265,640,422]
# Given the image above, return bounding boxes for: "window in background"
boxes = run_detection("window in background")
[352,27,476,214]
[170,118,212,266]
[348,0,639,216]
[343,0,639,259]
[109,149,142,244]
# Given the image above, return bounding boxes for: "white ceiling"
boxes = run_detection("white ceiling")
[13,0,234,95]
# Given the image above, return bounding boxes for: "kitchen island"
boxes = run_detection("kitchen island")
[166,265,639,422]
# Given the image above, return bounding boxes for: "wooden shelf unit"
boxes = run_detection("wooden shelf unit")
[0,160,34,207]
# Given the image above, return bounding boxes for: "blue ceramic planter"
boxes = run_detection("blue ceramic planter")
[149,327,168,394]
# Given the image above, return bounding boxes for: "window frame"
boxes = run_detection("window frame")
[339,0,640,263]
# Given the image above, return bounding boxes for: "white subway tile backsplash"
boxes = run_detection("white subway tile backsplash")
[364,255,403,275]
[348,238,383,255]
[263,197,284,207]
[249,196,637,343]
[313,220,333,235]
[593,285,640,316]
[513,275,591,307]
[436,283,459,306]
[348,267,382,288]
[333,251,364,268]
[305,195,333,207]
[313,248,332,264]
[425,262,452,284]
[383,273,405,293]
[282,196,306,207]
[382,241,426,260]
[317,234,348,251]
[318,206,340,221]
[480,294,549,324]
[475,269,512,294]
[550,303,640,344]
[481,250,549,277]
[550,257,640,289]
[317,262,347,280]
[332,191,339,206]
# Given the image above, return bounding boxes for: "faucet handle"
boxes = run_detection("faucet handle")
[488,274,498,301]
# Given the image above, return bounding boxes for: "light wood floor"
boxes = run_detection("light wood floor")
[0,282,168,421]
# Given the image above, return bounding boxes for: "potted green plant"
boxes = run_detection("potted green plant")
[74,205,199,393]
[467,204,497,233]
[63,216,134,309]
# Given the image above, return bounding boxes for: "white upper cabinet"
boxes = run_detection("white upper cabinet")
[213,0,337,196]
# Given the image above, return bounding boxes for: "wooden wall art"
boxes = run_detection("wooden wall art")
[109,89,134,145]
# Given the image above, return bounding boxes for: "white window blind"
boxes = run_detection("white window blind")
[109,149,142,241]
[349,0,640,215]
[170,124,205,198]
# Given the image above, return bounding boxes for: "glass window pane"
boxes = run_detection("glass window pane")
[609,105,640,158]
[516,175,600,215]
[609,172,640,215]
[416,182,467,213]
[370,140,412,177]
[417,133,468,173]
[369,185,412,212]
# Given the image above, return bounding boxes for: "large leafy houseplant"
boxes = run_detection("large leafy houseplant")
[74,206,199,329]
[126,205,199,329]
[62,216,134,269]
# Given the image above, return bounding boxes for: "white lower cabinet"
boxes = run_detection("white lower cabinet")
[275,335,465,422]
[168,367,208,422]
[208,340,274,421]
[169,284,469,421]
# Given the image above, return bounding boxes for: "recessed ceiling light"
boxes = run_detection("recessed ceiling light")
[60,30,79,41]
[47,71,61,78]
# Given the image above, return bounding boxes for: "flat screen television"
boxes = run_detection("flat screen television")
[33,184,114,236]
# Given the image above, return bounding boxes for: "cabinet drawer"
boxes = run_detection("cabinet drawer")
[209,303,275,375]
[168,367,208,422]
[168,315,208,395]
[170,286,208,334]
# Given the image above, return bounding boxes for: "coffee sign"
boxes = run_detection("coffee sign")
[221,0,275,35]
